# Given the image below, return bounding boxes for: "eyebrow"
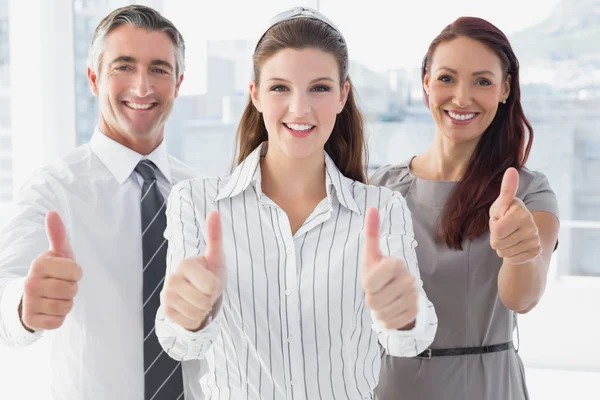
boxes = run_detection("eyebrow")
[436,67,496,77]
[108,56,174,72]
[265,77,336,84]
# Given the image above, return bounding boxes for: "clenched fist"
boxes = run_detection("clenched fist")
[490,168,542,265]
[20,212,82,332]
[362,208,419,330]
[161,211,226,332]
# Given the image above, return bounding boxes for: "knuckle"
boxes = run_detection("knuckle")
[48,318,65,330]
[164,306,178,321]
[73,263,83,281]
[30,257,47,275]
[23,277,39,295]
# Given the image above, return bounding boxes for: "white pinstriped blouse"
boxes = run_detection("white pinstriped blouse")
[156,142,437,400]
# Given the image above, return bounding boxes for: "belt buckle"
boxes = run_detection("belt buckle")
[416,349,432,360]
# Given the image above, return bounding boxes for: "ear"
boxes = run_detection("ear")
[338,80,350,114]
[250,81,262,113]
[423,73,431,96]
[502,73,512,102]
[88,67,99,97]
[174,73,184,98]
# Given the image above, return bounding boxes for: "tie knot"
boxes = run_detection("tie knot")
[135,160,158,181]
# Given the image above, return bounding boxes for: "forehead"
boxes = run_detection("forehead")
[102,25,176,64]
[260,48,340,82]
[431,36,503,74]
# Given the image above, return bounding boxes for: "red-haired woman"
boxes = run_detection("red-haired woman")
[372,16,560,400]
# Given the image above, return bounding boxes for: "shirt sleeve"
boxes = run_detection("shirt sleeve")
[0,171,63,348]
[155,180,220,361]
[522,170,559,218]
[371,192,438,357]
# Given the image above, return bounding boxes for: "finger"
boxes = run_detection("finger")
[366,274,415,311]
[181,258,221,297]
[204,211,223,271]
[362,208,382,267]
[491,168,519,219]
[489,217,520,243]
[45,212,74,259]
[363,258,402,294]
[22,314,65,331]
[166,279,214,311]
[372,292,416,322]
[30,257,82,282]
[380,309,418,330]
[23,278,78,300]
[24,297,73,317]
[164,306,205,332]
[166,293,208,321]
[497,237,541,260]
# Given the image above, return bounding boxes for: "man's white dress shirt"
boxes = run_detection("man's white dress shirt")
[0,129,204,399]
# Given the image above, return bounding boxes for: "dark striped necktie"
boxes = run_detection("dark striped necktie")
[136,159,184,400]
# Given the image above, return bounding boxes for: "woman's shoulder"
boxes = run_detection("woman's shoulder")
[516,167,555,198]
[368,160,414,194]
[170,173,232,200]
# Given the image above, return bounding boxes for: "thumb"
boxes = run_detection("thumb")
[204,211,223,271]
[491,168,519,219]
[363,208,382,268]
[45,212,74,259]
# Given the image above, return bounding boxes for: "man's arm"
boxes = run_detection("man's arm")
[0,171,70,348]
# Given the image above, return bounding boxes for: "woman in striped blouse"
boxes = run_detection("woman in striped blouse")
[156,7,437,399]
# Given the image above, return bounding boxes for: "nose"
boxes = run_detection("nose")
[452,82,472,108]
[130,71,153,98]
[288,91,311,117]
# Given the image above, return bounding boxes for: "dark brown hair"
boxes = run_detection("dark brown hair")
[422,17,533,249]
[232,18,367,183]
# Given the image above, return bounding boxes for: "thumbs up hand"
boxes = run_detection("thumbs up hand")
[162,211,226,332]
[489,168,542,265]
[362,208,419,330]
[20,212,82,332]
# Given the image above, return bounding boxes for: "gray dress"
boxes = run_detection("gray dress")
[370,161,559,400]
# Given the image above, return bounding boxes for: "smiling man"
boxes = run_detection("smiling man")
[0,5,204,400]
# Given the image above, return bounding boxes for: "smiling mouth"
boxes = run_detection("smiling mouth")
[123,101,157,111]
[283,122,316,132]
[445,110,478,121]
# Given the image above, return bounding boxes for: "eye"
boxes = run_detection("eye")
[477,79,492,86]
[311,85,331,92]
[115,65,133,72]
[270,85,289,92]
[438,75,453,83]
[152,68,169,75]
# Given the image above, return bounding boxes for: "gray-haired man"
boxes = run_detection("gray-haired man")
[0,5,204,399]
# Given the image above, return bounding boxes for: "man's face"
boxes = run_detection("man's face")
[88,25,183,155]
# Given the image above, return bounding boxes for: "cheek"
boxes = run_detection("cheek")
[312,96,341,121]
[261,96,287,121]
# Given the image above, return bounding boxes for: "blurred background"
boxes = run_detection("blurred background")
[0,0,599,398]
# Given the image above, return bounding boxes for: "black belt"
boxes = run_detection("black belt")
[415,341,514,359]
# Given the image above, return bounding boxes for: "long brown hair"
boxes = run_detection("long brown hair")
[422,17,533,250]
[232,18,367,183]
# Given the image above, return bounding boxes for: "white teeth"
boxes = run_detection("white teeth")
[448,111,476,121]
[285,123,314,132]
[125,102,154,110]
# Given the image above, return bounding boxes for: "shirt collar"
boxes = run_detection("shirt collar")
[215,141,360,214]
[90,127,172,185]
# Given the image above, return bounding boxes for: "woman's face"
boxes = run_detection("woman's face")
[424,36,511,145]
[250,47,349,162]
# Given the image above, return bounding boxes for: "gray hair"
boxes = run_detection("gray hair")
[87,5,185,78]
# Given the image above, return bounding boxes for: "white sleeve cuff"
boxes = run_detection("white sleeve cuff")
[156,309,220,361]
[0,278,44,348]
[372,293,433,357]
